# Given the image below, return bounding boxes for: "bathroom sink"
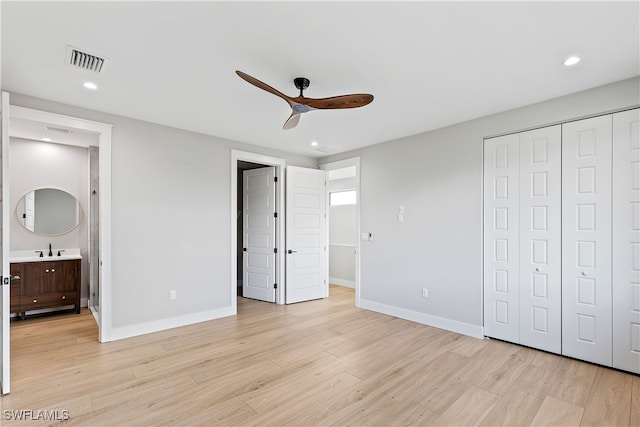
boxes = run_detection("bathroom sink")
[9,248,82,262]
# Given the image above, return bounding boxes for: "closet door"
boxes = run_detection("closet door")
[519,125,562,353]
[484,134,520,343]
[562,115,613,366]
[612,108,640,374]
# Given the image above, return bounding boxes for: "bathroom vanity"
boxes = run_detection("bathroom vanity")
[9,249,82,318]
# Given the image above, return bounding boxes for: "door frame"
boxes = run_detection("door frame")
[231,150,286,306]
[319,157,361,306]
[9,105,113,342]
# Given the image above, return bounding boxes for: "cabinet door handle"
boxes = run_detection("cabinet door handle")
[33,299,38,303]
[45,269,49,273]
[10,275,20,281]
[61,295,66,300]
[51,268,56,272]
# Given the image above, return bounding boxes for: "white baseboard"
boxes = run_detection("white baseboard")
[329,277,355,289]
[108,306,236,341]
[358,298,484,339]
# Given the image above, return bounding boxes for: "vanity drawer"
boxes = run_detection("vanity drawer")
[20,291,77,312]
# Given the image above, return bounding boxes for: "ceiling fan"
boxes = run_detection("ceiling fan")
[236,70,374,129]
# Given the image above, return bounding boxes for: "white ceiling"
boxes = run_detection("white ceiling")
[2,1,639,157]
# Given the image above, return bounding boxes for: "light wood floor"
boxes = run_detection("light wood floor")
[2,285,638,426]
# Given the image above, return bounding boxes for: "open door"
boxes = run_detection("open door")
[242,167,277,302]
[286,166,327,303]
[1,91,11,394]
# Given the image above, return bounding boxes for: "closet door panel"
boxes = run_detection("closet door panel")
[484,134,520,343]
[613,108,640,374]
[562,115,613,366]
[519,125,562,353]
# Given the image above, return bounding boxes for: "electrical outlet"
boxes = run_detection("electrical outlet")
[422,288,429,298]
[170,290,177,300]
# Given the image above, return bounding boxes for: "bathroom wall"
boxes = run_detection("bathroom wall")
[9,137,90,304]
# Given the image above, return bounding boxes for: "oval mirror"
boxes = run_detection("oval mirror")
[16,188,84,236]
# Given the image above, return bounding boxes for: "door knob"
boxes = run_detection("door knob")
[581,271,587,276]
[535,267,541,272]
[287,250,297,254]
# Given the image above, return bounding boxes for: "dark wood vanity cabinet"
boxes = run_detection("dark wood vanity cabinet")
[9,263,21,314]
[10,259,81,317]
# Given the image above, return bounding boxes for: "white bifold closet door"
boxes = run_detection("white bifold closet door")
[483,125,561,353]
[612,108,640,373]
[561,115,613,366]
[519,126,562,353]
[484,133,520,343]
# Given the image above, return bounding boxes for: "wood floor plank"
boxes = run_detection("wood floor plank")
[530,395,584,426]
[547,357,598,407]
[474,344,537,396]
[4,287,638,427]
[631,376,640,427]
[432,386,501,426]
[580,367,632,427]
[480,364,556,426]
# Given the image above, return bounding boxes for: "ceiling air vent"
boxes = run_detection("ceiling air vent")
[66,46,107,73]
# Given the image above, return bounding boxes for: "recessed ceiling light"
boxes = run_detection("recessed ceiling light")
[41,138,52,142]
[563,56,581,66]
[310,141,319,147]
[83,81,98,90]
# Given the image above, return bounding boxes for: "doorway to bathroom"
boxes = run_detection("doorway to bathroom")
[8,105,112,340]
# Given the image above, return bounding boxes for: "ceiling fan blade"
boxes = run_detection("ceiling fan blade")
[297,93,374,110]
[236,70,294,106]
[283,112,301,130]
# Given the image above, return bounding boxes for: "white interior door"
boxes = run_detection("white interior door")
[562,115,613,366]
[483,134,520,343]
[286,166,327,304]
[243,167,277,303]
[518,125,562,353]
[1,91,11,394]
[612,108,640,374]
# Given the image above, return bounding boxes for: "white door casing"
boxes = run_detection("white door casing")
[1,92,10,394]
[286,166,327,304]
[518,125,562,353]
[483,133,520,343]
[243,167,277,303]
[562,115,613,366]
[612,108,640,374]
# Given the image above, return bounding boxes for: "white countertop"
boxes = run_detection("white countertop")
[10,248,82,263]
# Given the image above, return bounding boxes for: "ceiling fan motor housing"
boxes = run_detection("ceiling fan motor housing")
[294,77,310,90]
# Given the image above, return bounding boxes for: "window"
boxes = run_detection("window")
[330,190,356,206]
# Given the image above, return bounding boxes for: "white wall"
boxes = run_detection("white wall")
[320,77,640,337]
[8,93,317,335]
[10,138,90,303]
